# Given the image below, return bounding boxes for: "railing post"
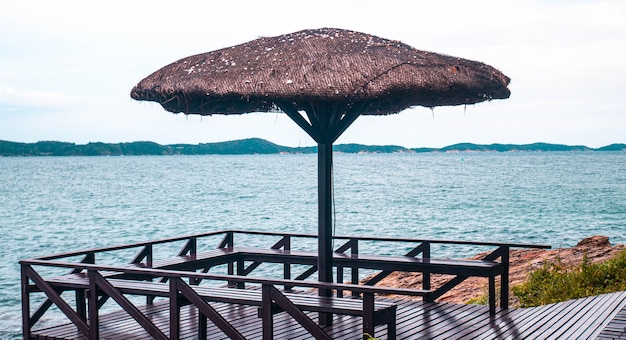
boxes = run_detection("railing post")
[500,246,510,309]
[283,236,292,291]
[190,237,197,257]
[219,232,236,286]
[261,284,274,340]
[422,242,431,292]
[169,278,180,340]
[73,252,94,318]
[198,312,208,340]
[336,265,344,297]
[363,292,375,339]
[76,289,86,321]
[351,239,359,297]
[334,238,358,297]
[334,239,345,297]
[147,244,153,268]
[21,264,31,340]
[87,270,99,340]
[144,243,154,305]
[236,259,245,289]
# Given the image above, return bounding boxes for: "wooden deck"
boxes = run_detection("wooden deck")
[599,300,626,340]
[29,291,626,339]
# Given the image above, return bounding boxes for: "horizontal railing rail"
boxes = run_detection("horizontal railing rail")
[28,229,550,262]
[22,259,431,296]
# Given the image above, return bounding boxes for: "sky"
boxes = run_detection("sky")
[1,0,624,148]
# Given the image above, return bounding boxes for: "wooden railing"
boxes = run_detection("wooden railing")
[22,260,422,339]
[21,230,550,339]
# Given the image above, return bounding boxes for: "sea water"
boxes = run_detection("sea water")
[1,152,625,337]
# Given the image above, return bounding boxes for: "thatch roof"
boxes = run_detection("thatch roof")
[130,28,510,116]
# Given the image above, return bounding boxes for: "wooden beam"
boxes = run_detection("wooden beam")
[23,265,90,336]
[177,237,197,257]
[174,277,246,340]
[276,101,320,142]
[263,284,332,340]
[92,271,168,340]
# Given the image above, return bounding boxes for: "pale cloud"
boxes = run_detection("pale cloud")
[0,0,624,147]
[0,86,84,111]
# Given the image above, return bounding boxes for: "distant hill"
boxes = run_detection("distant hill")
[0,139,624,156]
[438,142,593,152]
[169,138,293,155]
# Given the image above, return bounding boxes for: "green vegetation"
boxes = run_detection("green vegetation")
[466,287,501,306]
[512,250,626,307]
[1,139,624,156]
[0,139,414,156]
[466,295,488,305]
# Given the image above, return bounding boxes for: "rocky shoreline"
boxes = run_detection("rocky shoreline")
[370,235,624,307]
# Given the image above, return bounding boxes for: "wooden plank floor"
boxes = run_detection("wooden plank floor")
[30,291,626,339]
[598,302,626,340]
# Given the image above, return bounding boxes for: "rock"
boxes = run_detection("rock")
[366,235,624,308]
[576,235,610,248]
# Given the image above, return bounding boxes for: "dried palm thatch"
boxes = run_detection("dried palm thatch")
[130,27,510,117]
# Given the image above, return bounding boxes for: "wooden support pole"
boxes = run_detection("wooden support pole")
[318,142,333,326]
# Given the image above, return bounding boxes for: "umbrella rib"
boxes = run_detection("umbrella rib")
[326,103,347,143]
[308,102,337,144]
[275,101,321,142]
[331,102,366,144]
[303,102,322,134]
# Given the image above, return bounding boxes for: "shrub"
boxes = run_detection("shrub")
[511,250,626,307]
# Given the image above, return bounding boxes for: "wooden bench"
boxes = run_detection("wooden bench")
[42,272,405,339]
[225,247,503,314]
[75,244,504,315]
[107,245,503,315]
[106,247,239,279]
[37,232,545,318]
[233,246,501,275]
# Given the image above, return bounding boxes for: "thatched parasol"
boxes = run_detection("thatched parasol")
[131,27,510,295]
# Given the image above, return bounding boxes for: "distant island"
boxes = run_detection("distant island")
[1,138,625,156]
